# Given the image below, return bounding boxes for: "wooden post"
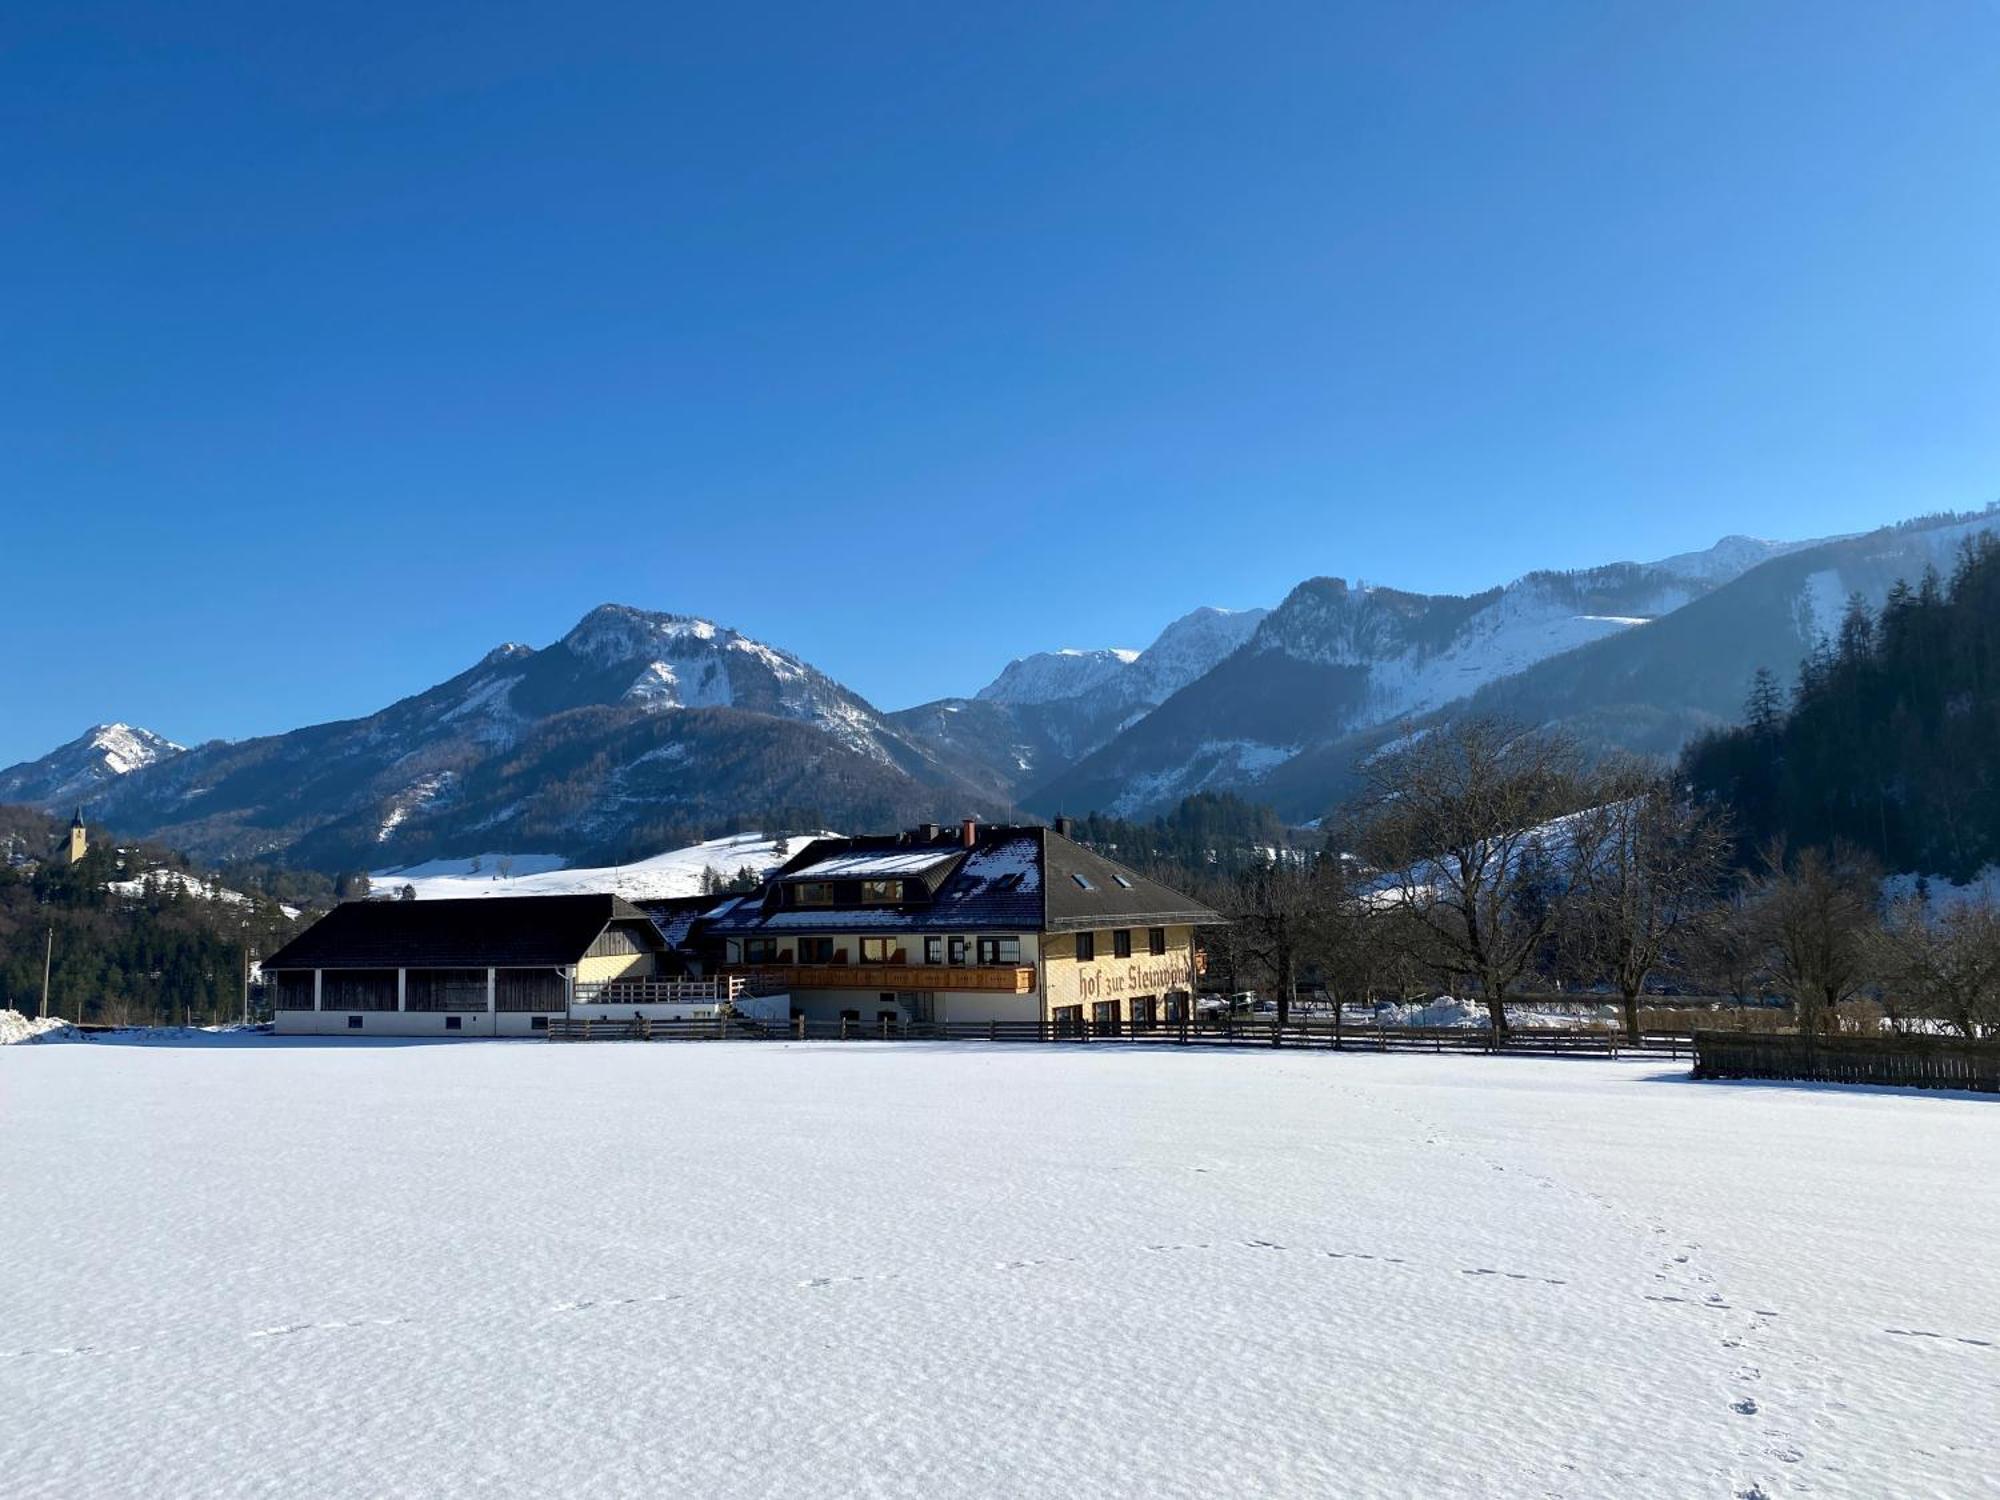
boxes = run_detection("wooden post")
[794,1014,805,1041]
[39,926,53,1021]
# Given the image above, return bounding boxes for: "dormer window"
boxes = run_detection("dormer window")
[861,879,901,904]
[794,882,834,906]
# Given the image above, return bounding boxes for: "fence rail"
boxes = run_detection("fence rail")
[545,1014,1689,1056]
[1692,1031,2000,1093]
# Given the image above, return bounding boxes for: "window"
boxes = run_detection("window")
[799,937,835,964]
[839,1008,861,1022]
[908,992,935,1023]
[948,936,968,965]
[977,936,1021,965]
[1148,927,1167,956]
[1112,929,1132,959]
[1092,1000,1120,1033]
[530,1016,550,1032]
[1112,873,1134,889]
[923,936,944,965]
[861,879,901,904]
[1074,932,1096,962]
[1052,1004,1084,1038]
[444,1015,463,1031]
[743,937,781,965]
[346,1015,364,1030]
[859,937,903,963]
[793,882,834,906]
[1131,996,1159,1031]
[1071,873,1095,891]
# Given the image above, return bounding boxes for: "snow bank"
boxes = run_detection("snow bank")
[0,1010,83,1044]
[1375,997,1620,1029]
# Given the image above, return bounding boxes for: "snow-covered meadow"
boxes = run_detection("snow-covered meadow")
[1,1042,1993,1498]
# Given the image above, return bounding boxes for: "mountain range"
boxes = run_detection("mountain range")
[6,507,1994,867]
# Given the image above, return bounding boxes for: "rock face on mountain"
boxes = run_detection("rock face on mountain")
[0,724,184,809]
[1025,515,1996,819]
[890,606,1268,799]
[49,606,1008,870]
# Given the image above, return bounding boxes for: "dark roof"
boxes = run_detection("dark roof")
[1041,831,1225,932]
[705,825,1222,936]
[263,894,664,970]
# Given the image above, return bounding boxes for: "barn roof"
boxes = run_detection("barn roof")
[263,894,662,970]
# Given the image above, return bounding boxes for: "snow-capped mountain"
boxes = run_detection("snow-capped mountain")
[0,723,184,809]
[1035,510,2000,819]
[974,606,1267,709]
[976,648,1141,707]
[892,606,1268,797]
[56,606,1008,869]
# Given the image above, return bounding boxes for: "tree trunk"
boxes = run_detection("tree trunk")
[1621,985,1642,1047]
[1484,988,1508,1038]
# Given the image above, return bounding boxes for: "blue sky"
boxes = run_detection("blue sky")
[4,1,1997,765]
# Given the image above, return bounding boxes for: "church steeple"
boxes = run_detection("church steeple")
[65,808,88,866]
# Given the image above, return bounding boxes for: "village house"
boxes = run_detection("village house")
[702,819,1223,1030]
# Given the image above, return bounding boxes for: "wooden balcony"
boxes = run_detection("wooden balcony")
[727,963,1036,994]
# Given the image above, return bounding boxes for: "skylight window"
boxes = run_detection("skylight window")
[1071,873,1094,890]
[1112,874,1134,889]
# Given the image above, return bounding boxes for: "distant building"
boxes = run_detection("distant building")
[703,819,1224,1029]
[62,809,88,866]
[261,894,672,1036]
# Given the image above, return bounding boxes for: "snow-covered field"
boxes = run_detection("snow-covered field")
[1,1043,1993,1499]
[368,831,830,902]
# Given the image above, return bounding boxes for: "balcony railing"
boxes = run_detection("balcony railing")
[723,962,1036,994]
[575,975,783,1006]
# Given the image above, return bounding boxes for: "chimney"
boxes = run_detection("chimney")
[961,817,978,848]
[1054,815,1073,838]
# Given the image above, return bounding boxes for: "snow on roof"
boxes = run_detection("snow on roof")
[952,837,1041,892]
[762,908,922,929]
[791,849,963,880]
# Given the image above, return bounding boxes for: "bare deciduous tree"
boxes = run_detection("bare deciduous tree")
[1744,839,1880,1036]
[1567,767,1733,1045]
[1227,857,1350,1027]
[1353,718,1589,1036]
[1875,895,2000,1038]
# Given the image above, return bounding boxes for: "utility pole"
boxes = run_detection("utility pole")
[39,926,53,1021]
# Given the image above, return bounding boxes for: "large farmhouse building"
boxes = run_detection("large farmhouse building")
[261,893,673,1036]
[262,821,1223,1036]
[703,819,1223,1029]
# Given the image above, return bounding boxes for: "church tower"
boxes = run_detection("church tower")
[64,809,88,865]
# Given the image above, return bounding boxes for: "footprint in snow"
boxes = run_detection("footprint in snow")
[1731,1398,1759,1415]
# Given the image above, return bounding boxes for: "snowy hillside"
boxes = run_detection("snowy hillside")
[106,868,301,919]
[0,723,183,810]
[368,832,829,902]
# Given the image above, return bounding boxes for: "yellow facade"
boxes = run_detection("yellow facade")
[574,950,653,984]
[1041,924,1199,1024]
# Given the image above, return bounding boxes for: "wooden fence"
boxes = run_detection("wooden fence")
[1692,1031,2000,1093]
[545,1013,1689,1057]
